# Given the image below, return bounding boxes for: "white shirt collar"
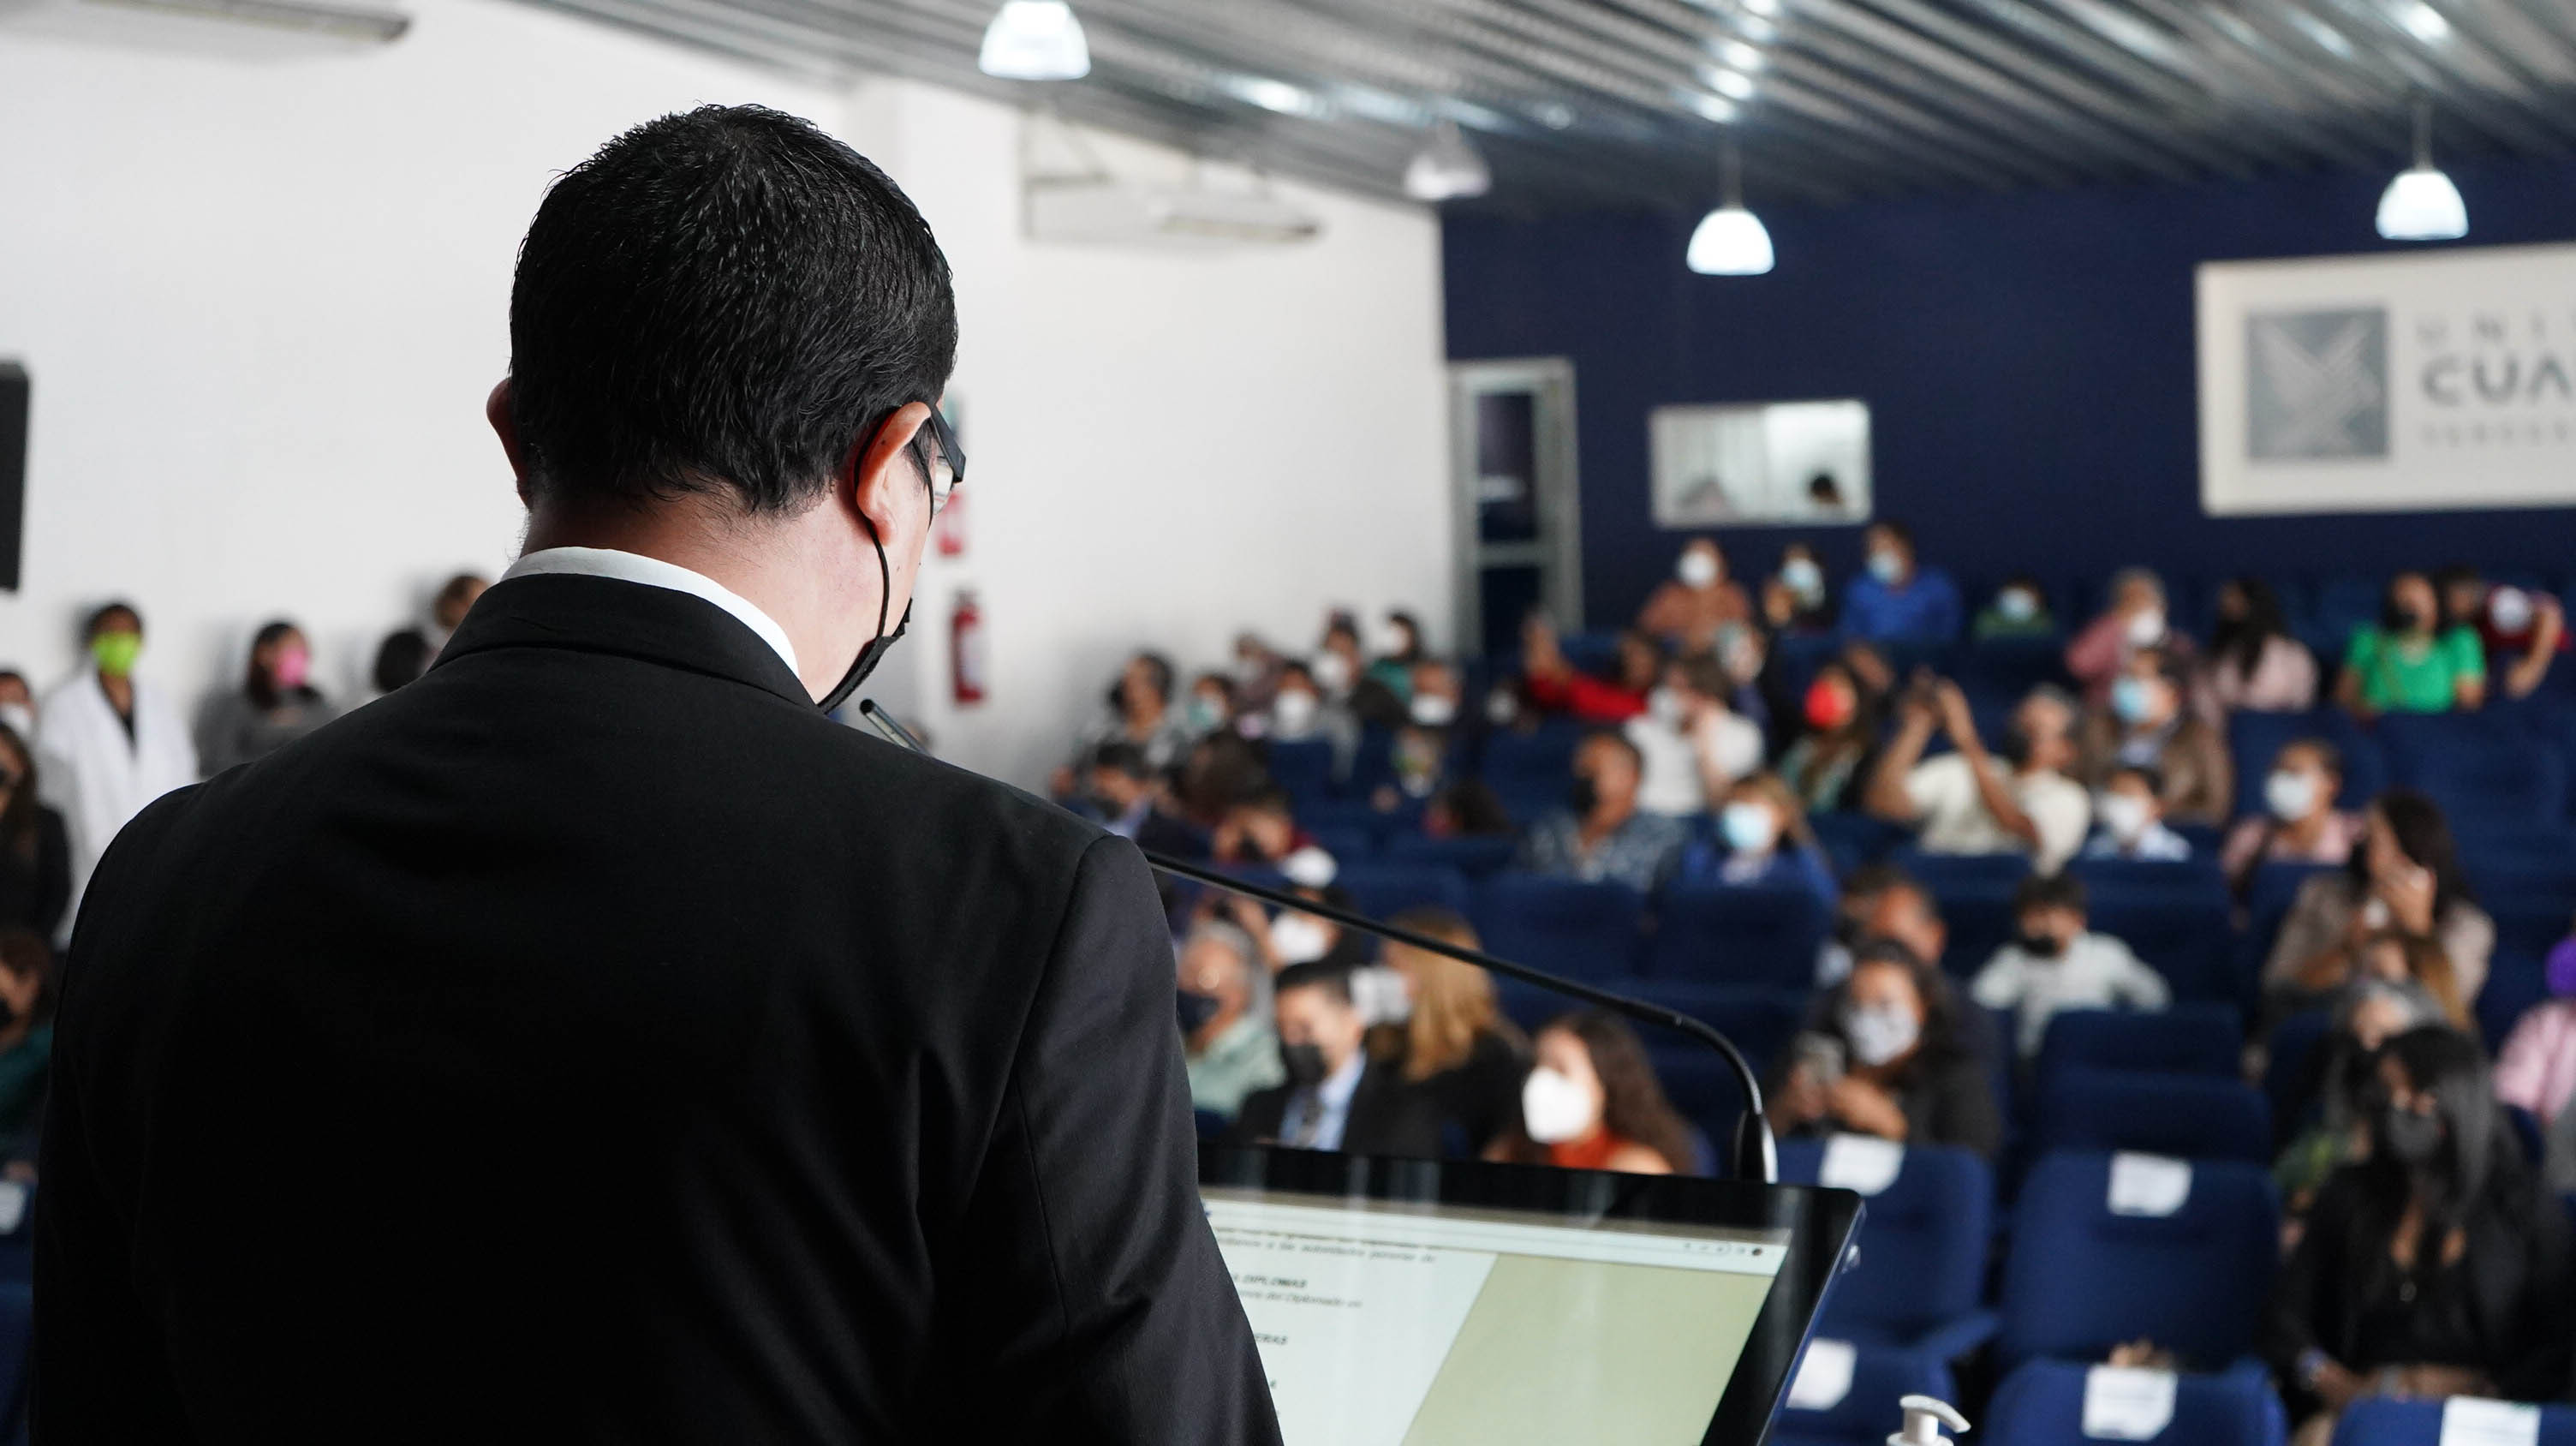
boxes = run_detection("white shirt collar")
[502,547,802,682]
[1315,1049,1367,1111]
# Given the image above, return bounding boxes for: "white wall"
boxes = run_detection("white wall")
[0,0,1450,789]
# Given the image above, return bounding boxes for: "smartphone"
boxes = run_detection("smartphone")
[1793,1031,1846,1090]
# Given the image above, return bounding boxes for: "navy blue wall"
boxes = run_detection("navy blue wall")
[1443,157,2576,630]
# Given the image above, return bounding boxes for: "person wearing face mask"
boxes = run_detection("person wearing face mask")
[1768,941,2001,1156]
[36,600,198,939]
[0,671,37,744]
[194,619,342,778]
[1971,872,2170,1060]
[1229,962,1444,1158]
[1637,539,1752,652]
[1312,612,1368,700]
[1517,732,1688,893]
[2266,791,2493,1020]
[2266,1028,2574,1446]
[33,111,1281,1443]
[1180,672,1238,741]
[2437,564,2567,702]
[2492,919,2576,1134]
[2274,977,2447,1229]
[1676,773,1838,908]
[0,726,69,942]
[2340,571,2487,719]
[2205,576,2318,714]
[1487,1012,1695,1174]
[1055,651,1192,802]
[1970,574,2059,641]
[1178,919,1284,1120]
[1776,654,1887,810]
[1363,610,1429,696]
[1865,676,2093,875]
[2078,646,2231,826]
[1519,616,1658,723]
[2079,763,2193,862]
[1840,520,1962,643]
[1226,632,1285,716]
[2220,740,2365,892]
[1625,653,1763,819]
[1079,742,1204,863]
[2066,567,2202,713]
[1761,544,1839,636]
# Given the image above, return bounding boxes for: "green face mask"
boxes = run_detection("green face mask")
[91,631,143,678]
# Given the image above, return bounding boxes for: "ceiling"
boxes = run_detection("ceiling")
[510,0,2576,210]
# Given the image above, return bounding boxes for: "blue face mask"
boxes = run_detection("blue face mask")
[1866,551,1904,584]
[2110,675,2155,726]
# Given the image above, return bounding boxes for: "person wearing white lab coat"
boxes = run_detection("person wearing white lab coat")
[36,602,197,941]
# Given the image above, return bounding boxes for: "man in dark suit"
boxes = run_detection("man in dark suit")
[1231,962,1444,1158]
[33,105,1279,1444]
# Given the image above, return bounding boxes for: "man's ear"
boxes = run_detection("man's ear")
[842,402,933,536]
[486,380,531,506]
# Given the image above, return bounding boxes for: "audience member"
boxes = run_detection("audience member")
[2206,577,2318,714]
[2265,792,2491,1017]
[1769,941,2001,1156]
[2353,929,2470,1031]
[1212,787,1317,870]
[1516,731,1685,893]
[1676,774,1838,907]
[1776,654,1886,810]
[1058,651,1190,794]
[2273,978,2447,1224]
[1971,873,2172,1059]
[1422,780,1512,839]
[37,601,199,930]
[426,571,489,653]
[194,619,339,777]
[1637,539,1751,651]
[1822,864,1950,985]
[370,628,432,694]
[2493,923,2576,1129]
[1377,908,1529,1155]
[2221,739,2364,893]
[1364,611,1429,699]
[2079,645,2233,824]
[1228,632,1285,717]
[2066,567,2197,708]
[1312,612,1366,702]
[1230,962,1443,1156]
[1865,676,2091,874]
[1171,729,1272,831]
[2438,565,2566,702]
[0,929,51,1159]
[1627,652,1762,818]
[1841,520,1962,642]
[2339,571,2485,718]
[1079,742,1202,857]
[0,672,34,742]
[1178,920,1284,1119]
[2083,763,2193,861]
[1760,543,1836,636]
[1182,672,1237,739]
[1488,1011,1696,1175]
[2266,1028,2574,1444]
[1971,574,2058,641]
[1520,617,1657,723]
[0,727,69,942]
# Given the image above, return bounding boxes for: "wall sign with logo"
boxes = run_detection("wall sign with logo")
[2197,242,2576,516]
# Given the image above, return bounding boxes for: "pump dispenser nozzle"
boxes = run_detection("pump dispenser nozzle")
[1888,1395,1970,1446]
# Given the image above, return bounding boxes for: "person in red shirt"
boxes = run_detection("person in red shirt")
[1520,617,1661,722]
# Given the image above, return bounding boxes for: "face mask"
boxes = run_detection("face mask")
[1310,651,1353,694]
[1520,1067,1601,1144]
[2545,936,2576,997]
[1843,1001,1921,1068]
[2098,792,2152,843]
[2109,676,2156,726]
[1996,589,2038,623]
[1177,989,1220,1036]
[1646,687,1686,727]
[2266,769,2320,822]
[1188,696,1225,732]
[1270,912,1333,966]
[1410,693,1458,727]
[92,631,143,678]
[2015,929,2066,959]
[2490,586,2535,634]
[1866,551,1903,585]
[1374,621,1414,658]
[1677,550,1721,589]
[1804,679,1855,732]
[2125,607,2167,649]
[1485,689,1519,726]
[0,704,33,740]
[1280,1041,1331,1090]
[2378,1104,2445,1168]
[1782,558,1824,600]
[1273,690,1320,737]
[273,647,313,691]
[1720,801,1778,855]
[1281,847,1339,890]
[1568,774,1601,817]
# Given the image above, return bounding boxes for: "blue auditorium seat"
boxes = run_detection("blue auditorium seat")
[1645,883,1832,990]
[2032,1069,2272,1163]
[2262,1008,2332,1136]
[1984,1359,2287,1446]
[0,1278,27,1430]
[2490,895,2576,961]
[1619,980,1802,1078]
[1950,636,2071,699]
[2334,1399,2576,1446]
[1999,1152,2279,1371]
[2036,1004,2240,1090]
[1555,630,1624,678]
[2224,711,2384,818]
[1778,1138,1996,1357]
[2067,857,2229,899]
[2477,950,2551,1054]
[1264,737,1338,802]
[1892,848,2029,977]
[1479,722,1585,792]
[1647,1049,1752,1168]
[2311,577,2384,642]
[2084,892,2237,1003]
[1306,825,1376,865]
[1470,874,1645,983]
[1772,1342,1955,1446]
[1335,863,1470,922]
[1810,812,1910,875]
[1380,833,1519,881]
[2378,713,2568,828]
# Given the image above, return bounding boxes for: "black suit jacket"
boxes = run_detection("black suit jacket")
[33,573,1280,1445]
[1230,1061,1446,1159]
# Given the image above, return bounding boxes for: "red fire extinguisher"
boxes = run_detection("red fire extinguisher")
[951,589,987,707]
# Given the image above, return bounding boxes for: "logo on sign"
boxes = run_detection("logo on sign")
[2245,307,2389,460]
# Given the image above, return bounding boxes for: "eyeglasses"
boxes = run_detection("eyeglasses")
[905,403,964,517]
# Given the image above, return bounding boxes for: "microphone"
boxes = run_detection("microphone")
[855,699,1778,1184]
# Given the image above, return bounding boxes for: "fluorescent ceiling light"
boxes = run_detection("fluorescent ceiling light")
[1687,140,1774,275]
[2376,97,2466,241]
[2399,3,2449,41]
[1403,120,1492,201]
[978,0,1089,81]
[1227,75,1317,116]
[1720,40,1765,70]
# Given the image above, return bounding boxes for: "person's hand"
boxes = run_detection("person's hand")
[2376,863,2437,935]
[1225,893,1269,944]
[1772,1064,1828,1128]
[1828,1077,1908,1139]
[1898,669,1941,732]
[1932,680,1979,750]
[2107,1340,2177,1371]
[1521,616,1567,681]
[2308,1359,2366,1411]
[2389,1365,2491,1400]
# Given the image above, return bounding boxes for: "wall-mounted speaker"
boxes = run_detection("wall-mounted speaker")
[0,363,23,594]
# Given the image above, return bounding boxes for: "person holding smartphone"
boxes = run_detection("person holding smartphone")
[1766,941,2001,1157]
[2264,791,2493,1024]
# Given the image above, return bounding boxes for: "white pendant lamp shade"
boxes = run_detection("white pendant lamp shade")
[1687,140,1773,275]
[979,0,1090,81]
[2376,98,2466,242]
[1404,121,1492,202]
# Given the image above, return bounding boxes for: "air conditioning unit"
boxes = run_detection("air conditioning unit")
[1024,176,1324,250]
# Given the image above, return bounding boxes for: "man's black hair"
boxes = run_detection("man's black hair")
[2108,761,2167,797]
[85,601,141,639]
[507,105,957,516]
[1868,518,1915,550]
[2012,871,2087,917]
[1088,741,1151,780]
[1273,960,1356,1008]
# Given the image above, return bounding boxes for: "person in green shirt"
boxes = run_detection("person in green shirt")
[2339,571,2487,718]
[1971,573,2060,641]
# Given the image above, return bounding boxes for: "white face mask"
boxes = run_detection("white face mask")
[1281,846,1339,890]
[1782,558,1824,599]
[0,704,33,741]
[2097,792,2153,843]
[1646,686,1686,727]
[1677,550,1721,589]
[1521,1066,1600,1144]
[1720,801,1778,855]
[1269,912,1333,966]
[1843,1002,1920,1067]
[2265,768,2320,822]
[2125,606,2168,649]
[1410,692,1458,727]
[1995,589,2039,623]
[1374,620,1414,658]
[2490,586,2534,633]
[1271,690,1321,737]
[1484,688,1520,726]
[1309,651,1353,695]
